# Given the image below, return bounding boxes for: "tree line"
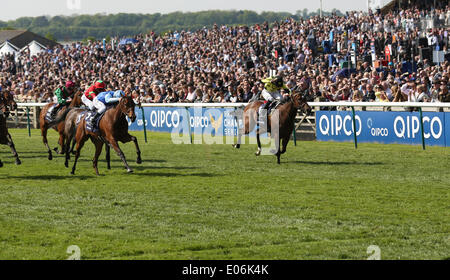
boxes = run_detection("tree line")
[0,9,344,41]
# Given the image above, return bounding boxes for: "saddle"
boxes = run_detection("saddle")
[258,99,281,117]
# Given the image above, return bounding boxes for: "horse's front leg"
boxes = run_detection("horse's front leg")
[105,144,111,170]
[7,133,21,165]
[109,138,133,173]
[120,133,142,164]
[255,128,262,156]
[130,135,142,164]
[41,123,53,160]
[91,138,104,176]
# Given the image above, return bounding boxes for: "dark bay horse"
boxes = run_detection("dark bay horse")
[0,91,21,165]
[39,91,82,160]
[70,94,142,175]
[233,93,311,164]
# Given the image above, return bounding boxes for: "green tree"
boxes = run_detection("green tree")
[45,32,56,41]
[32,16,49,27]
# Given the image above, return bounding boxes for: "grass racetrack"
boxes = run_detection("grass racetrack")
[0,129,448,260]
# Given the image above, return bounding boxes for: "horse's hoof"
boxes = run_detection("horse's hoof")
[48,154,53,160]
[64,162,69,168]
[136,158,142,164]
[233,144,240,149]
[127,169,133,173]
[255,151,261,156]
[15,159,21,165]
[70,171,75,175]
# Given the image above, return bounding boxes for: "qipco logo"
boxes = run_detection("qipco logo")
[150,110,181,128]
[319,114,362,136]
[394,116,442,139]
[370,127,389,137]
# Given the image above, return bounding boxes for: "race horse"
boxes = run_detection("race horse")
[0,90,21,166]
[39,91,82,160]
[233,92,311,164]
[69,94,142,175]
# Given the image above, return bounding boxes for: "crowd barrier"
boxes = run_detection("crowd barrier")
[309,102,450,149]
[15,102,450,148]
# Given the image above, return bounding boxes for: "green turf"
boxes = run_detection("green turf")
[0,129,448,260]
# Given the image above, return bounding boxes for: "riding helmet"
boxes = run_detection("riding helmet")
[94,80,106,90]
[272,76,284,88]
[65,81,75,89]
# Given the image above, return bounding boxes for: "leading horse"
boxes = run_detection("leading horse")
[39,91,82,160]
[0,90,21,166]
[233,92,311,164]
[70,94,142,175]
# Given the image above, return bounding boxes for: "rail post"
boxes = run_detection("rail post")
[140,106,148,143]
[351,106,358,149]
[293,129,297,146]
[26,107,31,137]
[185,107,192,144]
[419,107,425,150]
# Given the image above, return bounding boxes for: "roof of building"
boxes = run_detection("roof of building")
[0,30,59,50]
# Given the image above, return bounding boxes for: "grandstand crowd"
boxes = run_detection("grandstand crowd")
[0,1,449,104]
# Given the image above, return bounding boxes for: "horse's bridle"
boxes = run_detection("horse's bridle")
[118,96,136,121]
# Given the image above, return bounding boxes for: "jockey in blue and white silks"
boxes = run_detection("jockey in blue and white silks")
[88,90,126,127]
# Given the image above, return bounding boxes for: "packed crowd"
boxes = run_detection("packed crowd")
[0,1,449,105]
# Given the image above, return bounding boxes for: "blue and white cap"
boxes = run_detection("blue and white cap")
[115,90,125,97]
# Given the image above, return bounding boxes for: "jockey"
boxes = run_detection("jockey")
[82,80,106,110]
[88,90,126,128]
[259,75,290,123]
[49,80,76,119]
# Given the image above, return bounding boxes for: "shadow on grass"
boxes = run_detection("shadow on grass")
[4,175,94,180]
[292,160,383,166]
[133,172,220,178]
[131,166,196,171]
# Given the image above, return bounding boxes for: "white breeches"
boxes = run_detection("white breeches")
[93,98,107,114]
[261,89,282,102]
[81,95,94,110]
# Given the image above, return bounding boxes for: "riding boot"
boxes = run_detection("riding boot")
[258,101,271,127]
[49,105,59,120]
[88,112,99,130]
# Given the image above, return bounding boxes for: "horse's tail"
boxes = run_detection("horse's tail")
[47,107,72,127]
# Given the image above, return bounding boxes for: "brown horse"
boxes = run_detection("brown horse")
[70,94,142,175]
[0,90,21,165]
[39,91,82,160]
[62,107,112,169]
[233,92,311,164]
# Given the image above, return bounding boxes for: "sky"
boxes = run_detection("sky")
[0,0,369,21]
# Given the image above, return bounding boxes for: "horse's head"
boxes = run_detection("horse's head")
[71,91,83,107]
[1,91,17,113]
[292,92,312,115]
[119,94,137,122]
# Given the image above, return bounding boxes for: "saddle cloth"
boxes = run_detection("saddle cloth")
[76,111,106,133]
